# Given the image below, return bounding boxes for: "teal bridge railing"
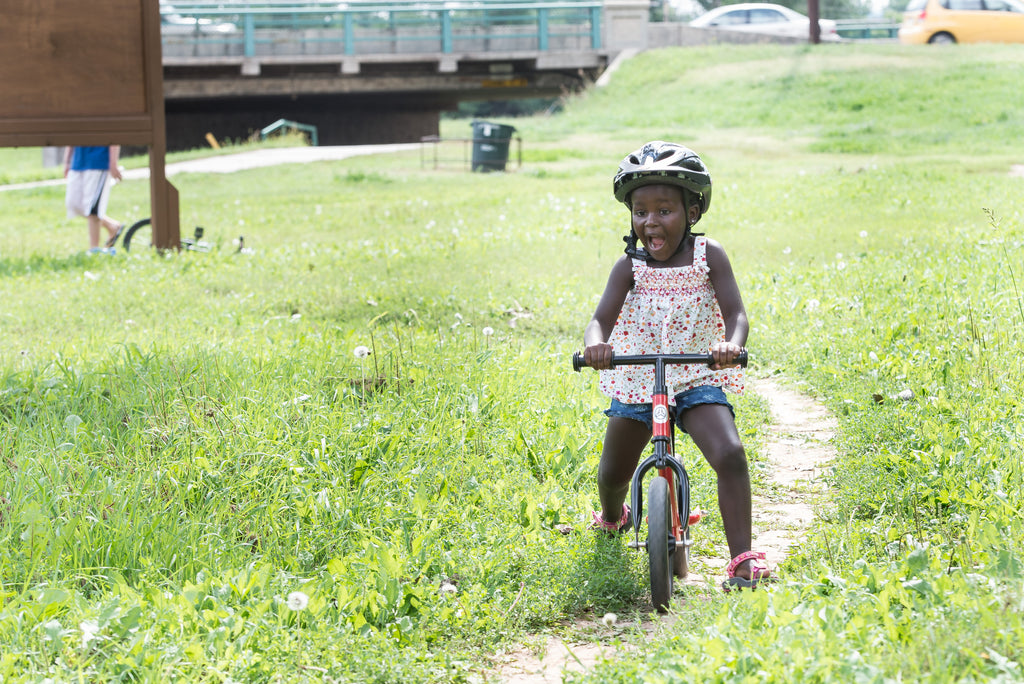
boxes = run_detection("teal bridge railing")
[161,0,604,58]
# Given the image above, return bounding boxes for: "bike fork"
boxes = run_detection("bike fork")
[629,359,690,552]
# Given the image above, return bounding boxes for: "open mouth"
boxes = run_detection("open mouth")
[645,236,665,253]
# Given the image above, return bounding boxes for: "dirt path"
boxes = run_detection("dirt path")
[492,376,837,683]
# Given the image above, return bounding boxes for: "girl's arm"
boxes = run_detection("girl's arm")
[583,256,633,369]
[705,239,748,369]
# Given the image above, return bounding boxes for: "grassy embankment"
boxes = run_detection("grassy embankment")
[0,43,1022,681]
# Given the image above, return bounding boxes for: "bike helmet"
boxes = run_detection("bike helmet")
[612,141,712,214]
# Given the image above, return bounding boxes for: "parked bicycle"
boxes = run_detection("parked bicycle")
[573,349,749,612]
[115,218,211,253]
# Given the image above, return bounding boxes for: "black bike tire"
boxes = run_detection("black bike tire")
[648,476,673,613]
[122,218,152,252]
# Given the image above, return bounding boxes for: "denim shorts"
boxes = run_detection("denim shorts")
[604,385,734,434]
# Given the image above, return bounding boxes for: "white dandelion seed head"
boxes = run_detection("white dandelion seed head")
[353,346,370,359]
[602,612,618,627]
[440,582,458,595]
[482,327,494,337]
[287,591,309,611]
[860,231,868,238]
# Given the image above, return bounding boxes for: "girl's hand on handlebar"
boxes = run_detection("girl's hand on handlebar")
[709,342,744,370]
[583,342,615,370]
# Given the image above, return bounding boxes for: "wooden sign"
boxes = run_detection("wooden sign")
[0,0,179,249]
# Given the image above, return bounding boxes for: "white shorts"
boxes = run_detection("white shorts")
[66,169,111,219]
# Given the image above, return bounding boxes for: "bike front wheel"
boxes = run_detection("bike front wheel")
[647,476,673,613]
[673,526,689,578]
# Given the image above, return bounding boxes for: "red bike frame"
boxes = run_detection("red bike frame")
[573,351,748,558]
[624,355,691,556]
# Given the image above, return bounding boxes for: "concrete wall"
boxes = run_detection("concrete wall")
[602,0,652,51]
[647,23,805,48]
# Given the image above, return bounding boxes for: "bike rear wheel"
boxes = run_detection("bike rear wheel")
[122,218,152,252]
[647,476,673,613]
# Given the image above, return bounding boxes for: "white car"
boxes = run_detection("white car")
[689,3,841,41]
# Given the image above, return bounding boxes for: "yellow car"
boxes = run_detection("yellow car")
[899,0,1024,43]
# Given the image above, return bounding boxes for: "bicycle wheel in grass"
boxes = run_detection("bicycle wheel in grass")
[122,218,152,252]
[673,526,689,579]
[647,476,673,613]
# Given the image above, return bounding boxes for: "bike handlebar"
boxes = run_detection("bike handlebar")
[572,350,748,373]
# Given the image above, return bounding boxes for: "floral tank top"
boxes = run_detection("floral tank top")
[599,237,744,404]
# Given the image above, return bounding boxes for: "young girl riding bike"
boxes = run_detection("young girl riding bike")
[582,141,771,590]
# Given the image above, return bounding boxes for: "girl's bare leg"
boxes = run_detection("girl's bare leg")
[681,404,758,580]
[597,417,650,524]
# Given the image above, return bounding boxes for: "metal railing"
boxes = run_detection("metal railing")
[260,119,319,146]
[161,0,603,58]
[835,19,900,39]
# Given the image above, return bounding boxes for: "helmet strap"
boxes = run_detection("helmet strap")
[622,231,649,260]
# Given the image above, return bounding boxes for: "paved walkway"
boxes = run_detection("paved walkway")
[0,143,419,192]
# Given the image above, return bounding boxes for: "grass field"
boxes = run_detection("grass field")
[1,43,1023,681]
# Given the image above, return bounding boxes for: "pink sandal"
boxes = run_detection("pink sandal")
[722,550,773,591]
[590,503,632,535]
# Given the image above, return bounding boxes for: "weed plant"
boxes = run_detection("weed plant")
[1,43,1023,681]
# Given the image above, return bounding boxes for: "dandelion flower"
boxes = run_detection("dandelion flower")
[43,620,63,639]
[353,346,370,359]
[602,612,617,627]
[440,582,458,596]
[287,591,309,611]
[860,231,868,238]
[80,619,99,648]
[482,327,494,337]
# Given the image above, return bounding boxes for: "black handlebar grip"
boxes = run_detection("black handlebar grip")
[736,349,748,368]
[572,351,584,372]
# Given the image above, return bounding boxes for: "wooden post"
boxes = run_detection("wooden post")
[808,0,822,44]
[0,0,180,251]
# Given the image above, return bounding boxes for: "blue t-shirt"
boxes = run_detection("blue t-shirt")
[70,147,110,171]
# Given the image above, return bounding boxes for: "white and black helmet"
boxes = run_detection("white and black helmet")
[613,141,712,214]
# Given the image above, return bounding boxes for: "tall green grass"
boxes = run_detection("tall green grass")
[1,43,1023,681]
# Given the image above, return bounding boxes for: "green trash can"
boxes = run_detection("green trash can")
[471,120,516,172]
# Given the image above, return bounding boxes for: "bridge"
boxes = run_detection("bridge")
[159,0,640,148]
